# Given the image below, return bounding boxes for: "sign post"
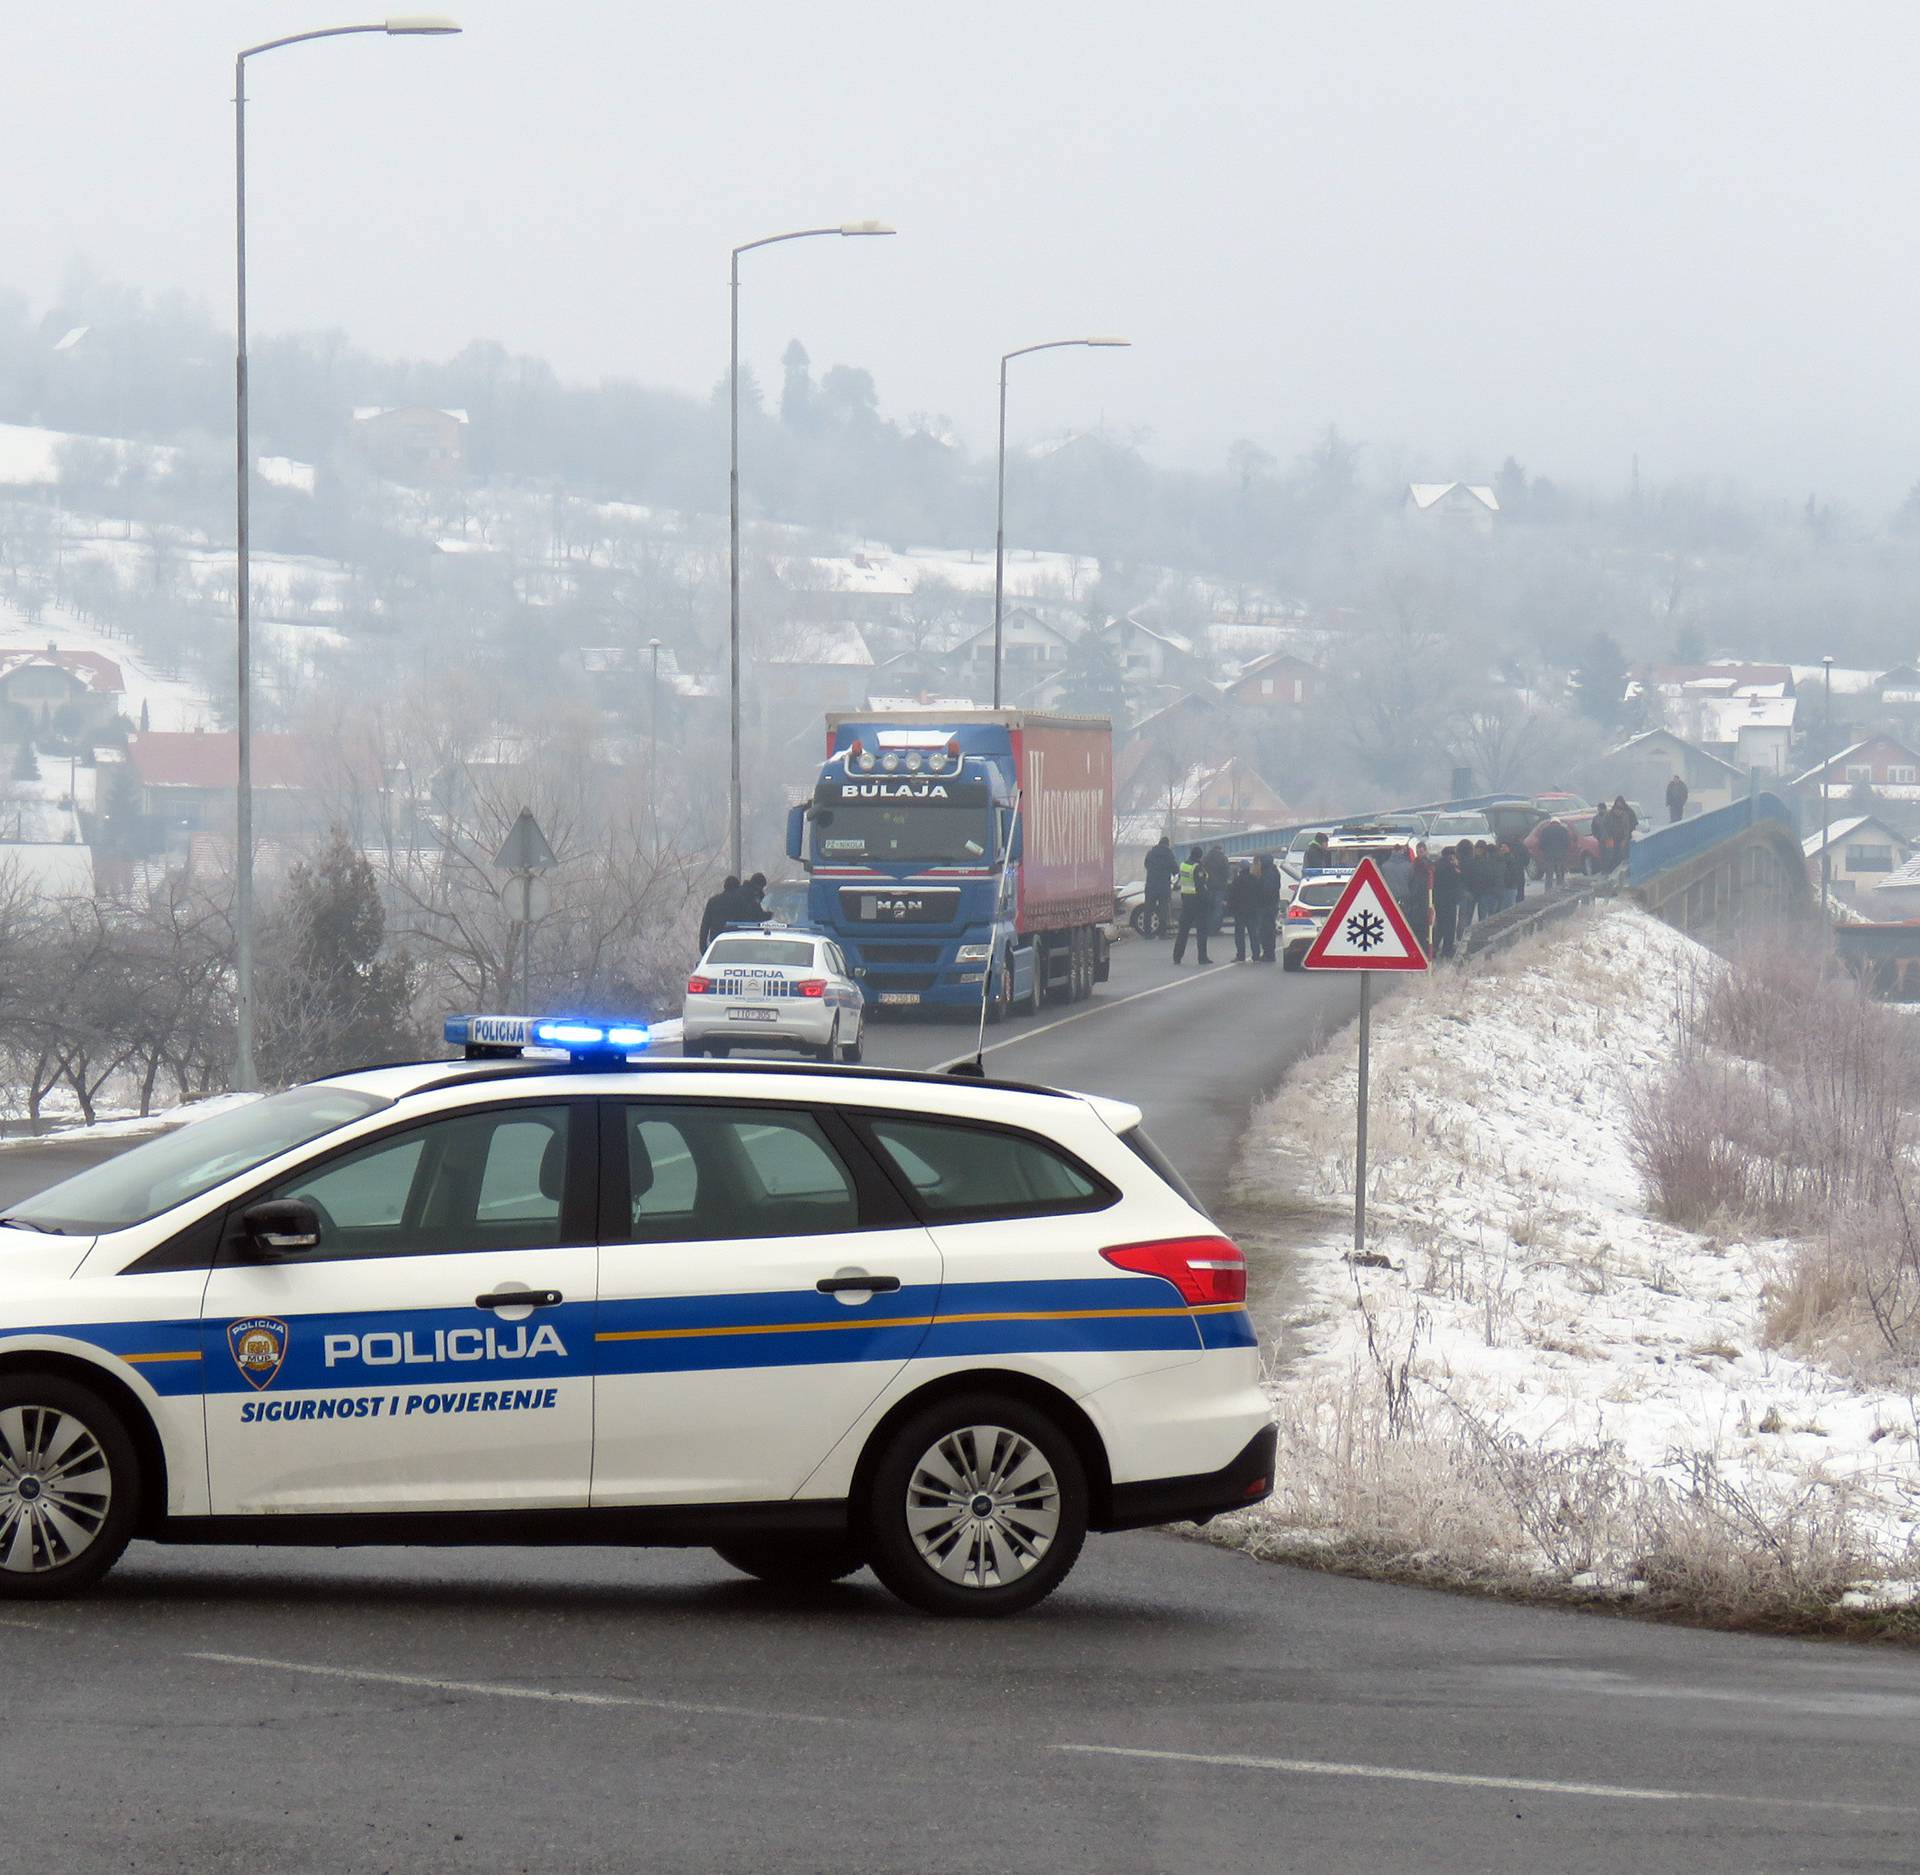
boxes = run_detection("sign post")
[1300,855,1428,1252]
[492,808,559,1014]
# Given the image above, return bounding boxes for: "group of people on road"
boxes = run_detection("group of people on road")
[1143,839,1287,966]
[698,872,769,949]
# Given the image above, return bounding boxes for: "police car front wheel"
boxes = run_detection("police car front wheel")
[0,1374,141,1598]
[865,1394,1088,1616]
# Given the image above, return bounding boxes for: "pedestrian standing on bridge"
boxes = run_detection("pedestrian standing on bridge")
[1504,837,1528,908]
[1143,834,1177,939]
[1172,845,1212,966]
[1471,840,1503,925]
[1304,831,1331,873]
[1666,773,1689,823]
[1432,846,1463,958]
[1202,845,1230,935]
[1404,842,1435,954]
[1609,796,1638,872]
[1251,855,1282,962]
[1453,842,1476,936]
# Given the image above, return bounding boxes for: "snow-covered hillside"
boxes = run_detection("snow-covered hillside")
[1228,903,1920,1618]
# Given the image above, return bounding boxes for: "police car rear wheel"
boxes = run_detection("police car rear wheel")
[0,1376,140,1599]
[712,1535,867,1588]
[865,1395,1088,1616]
[840,1019,864,1064]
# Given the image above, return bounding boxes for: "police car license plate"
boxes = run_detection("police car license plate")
[879,992,920,1005]
[729,1007,778,1021]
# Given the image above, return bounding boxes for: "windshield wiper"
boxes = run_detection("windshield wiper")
[0,1216,62,1234]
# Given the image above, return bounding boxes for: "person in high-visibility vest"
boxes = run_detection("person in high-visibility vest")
[1172,846,1212,966]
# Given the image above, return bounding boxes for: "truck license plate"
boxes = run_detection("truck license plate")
[729,1007,778,1022]
[879,992,920,1006]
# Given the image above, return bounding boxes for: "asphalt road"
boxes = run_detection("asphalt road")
[3,939,1917,1872]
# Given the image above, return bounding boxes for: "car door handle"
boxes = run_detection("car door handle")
[816,1274,901,1294]
[475,1289,564,1310]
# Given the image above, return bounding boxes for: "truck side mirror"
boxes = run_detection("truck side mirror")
[786,803,806,863]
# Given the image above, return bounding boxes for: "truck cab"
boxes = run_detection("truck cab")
[787,711,1113,1019]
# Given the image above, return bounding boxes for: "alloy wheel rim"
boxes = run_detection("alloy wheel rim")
[904,1423,1059,1589]
[0,1404,112,1574]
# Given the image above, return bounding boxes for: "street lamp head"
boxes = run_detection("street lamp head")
[839,221,896,236]
[1084,336,1130,347]
[384,14,462,33]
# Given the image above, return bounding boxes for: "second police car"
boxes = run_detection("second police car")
[0,1016,1275,1615]
[682,928,866,1063]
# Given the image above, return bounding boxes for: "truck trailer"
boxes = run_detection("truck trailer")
[785,708,1115,1018]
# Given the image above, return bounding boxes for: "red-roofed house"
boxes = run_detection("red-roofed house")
[128,731,382,845]
[0,643,125,738]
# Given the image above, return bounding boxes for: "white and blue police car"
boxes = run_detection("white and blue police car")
[683,928,865,1063]
[0,1016,1274,1615]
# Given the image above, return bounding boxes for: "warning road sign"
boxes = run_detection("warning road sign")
[1301,856,1429,972]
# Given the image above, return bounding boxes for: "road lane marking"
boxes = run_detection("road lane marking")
[1056,1744,1920,1815]
[935,962,1239,1068]
[189,1651,840,1726]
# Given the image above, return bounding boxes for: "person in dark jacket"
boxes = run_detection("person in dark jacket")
[1303,832,1331,874]
[744,872,768,917]
[1537,815,1573,889]
[1665,773,1689,824]
[1226,860,1259,961]
[1142,835,1177,938]
[1251,856,1282,962]
[1431,847,1463,958]
[1504,838,1528,907]
[1403,842,1435,954]
[1609,796,1638,871]
[1452,842,1476,935]
[699,875,741,950]
[1201,845,1230,932]
[1471,840,1503,924]
[1172,846,1212,965]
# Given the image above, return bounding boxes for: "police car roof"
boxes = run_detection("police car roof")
[312,1054,1117,1122]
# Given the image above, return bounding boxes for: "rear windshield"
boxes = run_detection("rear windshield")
[4,1086,391,1234]
[706,938,817,969]
[1299,881,1346,908]
[1119,1126,1210,1219]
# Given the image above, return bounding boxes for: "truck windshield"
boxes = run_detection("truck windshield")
[816,803,993,865]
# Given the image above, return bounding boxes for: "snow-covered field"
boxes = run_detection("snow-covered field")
[1225,903,1920,1620]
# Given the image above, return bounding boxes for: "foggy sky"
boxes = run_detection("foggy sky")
[9,1,1920,506]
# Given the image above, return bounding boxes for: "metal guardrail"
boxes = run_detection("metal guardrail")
[1211,793,1532,861]
[1625,791,1795,887]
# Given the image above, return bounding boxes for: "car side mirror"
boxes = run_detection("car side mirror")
[239,1198,321,1259]
[854,965,868,979]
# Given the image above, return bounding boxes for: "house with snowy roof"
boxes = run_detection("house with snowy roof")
[1793,734,1920,820]
[1406,483,1499,532]
[0,643,125,739]
[1600,728,1748,818]
[128,730,383,850]
[1091,613,1208,688]
[1803,814,1910,904]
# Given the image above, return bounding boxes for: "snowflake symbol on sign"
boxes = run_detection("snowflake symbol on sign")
[1345,907,1386,952]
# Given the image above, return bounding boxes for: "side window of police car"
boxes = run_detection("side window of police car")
[263,1105,574,1260]
[858,1116,1110,1223]
[612,1104,864,1244]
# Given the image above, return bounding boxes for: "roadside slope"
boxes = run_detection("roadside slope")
[1222,902,1920,1625]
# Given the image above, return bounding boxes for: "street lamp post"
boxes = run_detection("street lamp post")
[1822,654,1834,922]
[728,222,894,878]
[232,14,460,1092]
[992,337,1129,708]
[647,635,662,852]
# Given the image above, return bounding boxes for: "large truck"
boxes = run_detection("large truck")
[785,708,1115,1018]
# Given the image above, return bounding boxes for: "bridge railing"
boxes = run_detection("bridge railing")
[1626,791,1796,887]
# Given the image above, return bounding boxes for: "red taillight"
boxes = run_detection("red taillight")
[1287,904,1312,920]
[687,975,712,994]
[1100,1235,1246,1307]
[797,977,828,998]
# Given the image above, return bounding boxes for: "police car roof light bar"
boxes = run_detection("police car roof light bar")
[443,1014,651,1063]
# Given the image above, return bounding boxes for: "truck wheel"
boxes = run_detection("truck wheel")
[862,1393,1089,1617]
[1021,948,1042,1014]
[985,960,1011,1025]
[0,1374,141,1599]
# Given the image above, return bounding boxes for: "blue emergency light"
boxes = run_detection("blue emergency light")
[444,1014,651,1061]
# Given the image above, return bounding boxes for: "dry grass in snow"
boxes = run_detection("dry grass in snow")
[1218,902,1920,1630]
